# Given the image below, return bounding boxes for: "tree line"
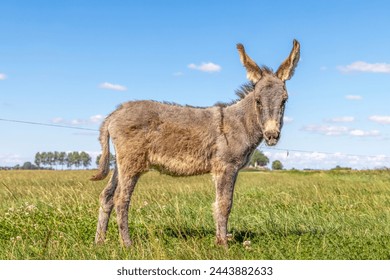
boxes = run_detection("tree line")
[33,150,273,170]
[34,151,92,170]
[6,149,281,171]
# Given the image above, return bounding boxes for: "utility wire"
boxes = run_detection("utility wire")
[0,118,99,132]
[1,117,389,159]
[261,146,390,160]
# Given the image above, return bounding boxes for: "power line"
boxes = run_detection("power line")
[1,117,389,160]
[0,118,99,132]
[261,146,390,160]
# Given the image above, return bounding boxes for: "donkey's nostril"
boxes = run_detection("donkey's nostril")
[265,130,279,140]
[264,130,280,146]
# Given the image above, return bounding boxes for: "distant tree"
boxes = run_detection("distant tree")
[67,152,75,169]
[65,153,70,169]
[54,151,60,169]
[331,165,352,171]
[67,151,81,169]
[34,152,42,168]
[58,152,67,170]
[47,152,54,168]
[41,152,48,168]
[272,160,283,170]
[80,151,92,169]
[250,149,269,167]
[22,161,37,170]
[74,152,82,169]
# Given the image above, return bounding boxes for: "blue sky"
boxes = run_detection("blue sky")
[1,0,390,169]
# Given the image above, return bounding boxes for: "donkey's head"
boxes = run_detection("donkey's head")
[237,40,300,146]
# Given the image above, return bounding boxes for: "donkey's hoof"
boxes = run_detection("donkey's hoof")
[95,236,106,245]
[95,240,105,246]
[215,237,228,248]
[121,239,133,248]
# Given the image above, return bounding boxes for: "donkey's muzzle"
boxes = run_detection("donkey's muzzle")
[264,130,280,146]
[263,120,280,146]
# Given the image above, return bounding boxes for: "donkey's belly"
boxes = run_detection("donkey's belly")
[148,153,212,176]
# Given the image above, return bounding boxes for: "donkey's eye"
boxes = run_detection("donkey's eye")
[256,99,262,106]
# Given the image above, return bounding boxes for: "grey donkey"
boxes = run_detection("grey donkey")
[92,40,300,247]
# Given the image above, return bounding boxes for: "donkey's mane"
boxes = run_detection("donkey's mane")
[214,82,254,108]
[161,101,209,110]
[215,66,273,108]
[234,82,256,99]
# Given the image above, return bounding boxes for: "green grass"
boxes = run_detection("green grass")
[1,169,390,259]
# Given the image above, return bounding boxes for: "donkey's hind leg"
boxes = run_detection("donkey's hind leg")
[114,172,140,247]
[95,167,118,244]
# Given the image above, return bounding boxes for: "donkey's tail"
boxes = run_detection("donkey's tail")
[91,119,111,181]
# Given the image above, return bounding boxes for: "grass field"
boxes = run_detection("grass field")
[1,169,390,260]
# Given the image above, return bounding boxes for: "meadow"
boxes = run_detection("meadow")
[1,169,390,260]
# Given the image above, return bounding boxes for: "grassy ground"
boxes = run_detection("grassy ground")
[1,169,390,260]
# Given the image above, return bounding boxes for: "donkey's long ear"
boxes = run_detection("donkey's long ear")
[276,39,300,82]
[237,43,262,83]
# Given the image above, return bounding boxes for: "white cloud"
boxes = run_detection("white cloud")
[89,114,105,123]
[349,129,380,137]
[303,124,380,138]
[265,150,338,169]
[99,82,127,91]
[51,117,65,124]
[70,119,86,125]
[283,116,293,123]
[0,73,7,80]
[0,153,24,166]
[369,115,390,124]
[51,114,105,126]
[345,95,362,100]
[188,62,221,73]
[338,61,390,73]
[302,125,349,136]
[263,150,389,170]
[327,116,355,123]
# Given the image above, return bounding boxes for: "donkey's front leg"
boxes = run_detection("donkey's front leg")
[212,166,238,247]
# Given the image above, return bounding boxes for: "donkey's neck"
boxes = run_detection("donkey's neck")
[224,94,263,149]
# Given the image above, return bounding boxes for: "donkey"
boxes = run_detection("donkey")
[91,40,300,247]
